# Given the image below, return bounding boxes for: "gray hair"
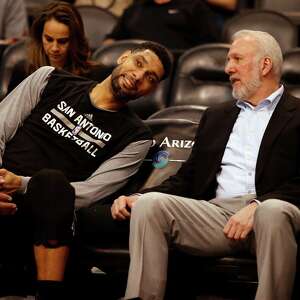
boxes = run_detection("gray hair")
[232,30,283,80]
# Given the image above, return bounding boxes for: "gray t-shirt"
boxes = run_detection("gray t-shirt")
[0,66,152,208]
[0,0,28,40]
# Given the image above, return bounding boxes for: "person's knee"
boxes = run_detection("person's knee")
[254,199,296,231]
[28,168,74,216]
[131,192,169,221]
[30,168,70,189]
[26,169,75,246]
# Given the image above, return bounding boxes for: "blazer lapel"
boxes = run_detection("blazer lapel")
[256,92,297,182]
[220,102,240,146]
[210,103,240,176]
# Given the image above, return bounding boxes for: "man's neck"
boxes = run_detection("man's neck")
[246,81,280,106]
[89,76,125,111]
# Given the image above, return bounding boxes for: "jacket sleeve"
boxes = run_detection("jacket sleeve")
[257,177,300,206]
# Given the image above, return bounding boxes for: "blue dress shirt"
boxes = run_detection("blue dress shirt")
[216,85,284,198]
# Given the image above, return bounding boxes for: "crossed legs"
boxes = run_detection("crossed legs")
[125,192,241,300]
[125,192,300,300]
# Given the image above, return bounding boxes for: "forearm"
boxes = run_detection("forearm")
[206,0,237,10]
[72,140,152,208]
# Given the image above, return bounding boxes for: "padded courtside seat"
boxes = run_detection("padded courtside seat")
[256,0,300,10]
[25,0,52,24]
[170,43,233,107]
[148,105,207,123]
[288,87,300,99]
[282,48,300,85]
[92,40,173,119]
[0,40,27,101]
[135,119,199,188]
[282,48,300,99]
[255,0,300,25]
[24,0,52,12]
[77,5,118,51]
[91,39,146,65]
[222,10,298,53]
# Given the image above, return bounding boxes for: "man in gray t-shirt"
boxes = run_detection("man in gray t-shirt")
[0,42,171,300]
[0,0,28,45]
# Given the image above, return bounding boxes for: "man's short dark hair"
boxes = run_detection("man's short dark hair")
[131,41,172,80]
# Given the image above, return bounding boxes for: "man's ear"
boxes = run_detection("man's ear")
[261,57,273,76]
[117,50,131,65]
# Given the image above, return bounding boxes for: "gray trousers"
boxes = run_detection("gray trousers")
[125,192,300,300]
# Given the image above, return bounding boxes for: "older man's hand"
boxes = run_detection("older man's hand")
[223,202,258,240]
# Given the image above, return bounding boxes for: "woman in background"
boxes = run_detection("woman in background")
[8,1,108,92]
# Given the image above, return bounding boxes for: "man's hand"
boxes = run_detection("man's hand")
[0,168,22,194]
[223,202,258,240]
[0,192,16,215]
[111,195,140,220]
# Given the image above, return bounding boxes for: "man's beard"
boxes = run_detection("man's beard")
[232,68,262,100]
[111,67,140,103]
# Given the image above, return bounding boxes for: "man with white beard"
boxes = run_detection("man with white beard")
[112,30,300,300]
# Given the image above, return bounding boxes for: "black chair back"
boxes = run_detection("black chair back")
[222,10,298,53]
[282,48,300,99]
[288,87,300,99]
[137,119,199,190]
[25,0,52,11]
[77,5,118,51]
[255,0,300,11]
[148,105,207,123]
[282,48,300,84]
[170,43,233,107]
[0,40,27,101]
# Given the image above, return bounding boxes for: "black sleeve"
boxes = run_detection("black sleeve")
[105,7,133,40]
[189,0,221,44]
[257,177,300,206]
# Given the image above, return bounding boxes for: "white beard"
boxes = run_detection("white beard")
[232,67,262,100]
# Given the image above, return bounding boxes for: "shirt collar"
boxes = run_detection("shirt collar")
[236,85,284,111]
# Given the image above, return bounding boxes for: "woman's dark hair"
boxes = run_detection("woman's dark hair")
[28,1,91,75]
